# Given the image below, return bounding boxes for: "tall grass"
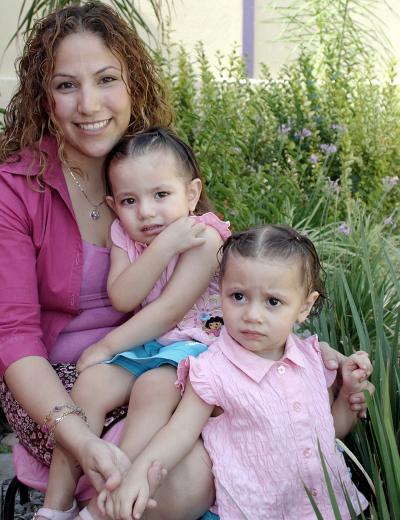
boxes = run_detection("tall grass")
[304,221,400,518]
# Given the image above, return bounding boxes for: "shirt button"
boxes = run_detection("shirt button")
[293,401,302,411]
[277,365,286,375]
[303,448,312,458]
[311,488,318,497]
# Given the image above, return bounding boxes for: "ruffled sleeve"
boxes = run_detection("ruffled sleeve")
[176,354,216,405]
[195,212,231,241]
[110,219,129,251]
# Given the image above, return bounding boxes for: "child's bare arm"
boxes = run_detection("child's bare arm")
[331,351,372,438]
[107,217,207,312]
[99,381,213,520]
[77,226,222,371]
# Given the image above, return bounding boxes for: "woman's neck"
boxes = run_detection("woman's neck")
[64,148,107,194]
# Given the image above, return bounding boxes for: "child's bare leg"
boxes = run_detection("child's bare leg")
[39,364,134,516]
[119,365,181,461]
[81,366,181,520]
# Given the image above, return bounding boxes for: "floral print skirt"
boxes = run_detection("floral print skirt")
[0,363,127,466]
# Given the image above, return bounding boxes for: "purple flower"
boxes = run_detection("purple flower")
[338,223,351,235]
[383,176,399,191]
[383,216,396,228]
[320,143,337,154]
[331,123,347,132]
[278,124,291,135]
[301,128,312,138]
[309,154,319,164]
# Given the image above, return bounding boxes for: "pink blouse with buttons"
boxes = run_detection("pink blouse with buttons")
[177,328,368,520]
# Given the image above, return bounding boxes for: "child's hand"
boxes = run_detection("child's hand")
[77,341,112,373]
[154,216,206,256]
[98,460,165,519]
[341,351,372,399]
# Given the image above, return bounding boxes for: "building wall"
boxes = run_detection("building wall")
[253,0,400,77]
[1,0,399,106]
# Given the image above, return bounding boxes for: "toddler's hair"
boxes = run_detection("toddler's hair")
[219,225,326,316]
[105,127,213,215]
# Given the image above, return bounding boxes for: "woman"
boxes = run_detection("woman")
[0,3,371,519]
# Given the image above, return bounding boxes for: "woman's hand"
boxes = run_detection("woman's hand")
[77,437,131,494]
[98,460,166,519]
[319,342,374,418]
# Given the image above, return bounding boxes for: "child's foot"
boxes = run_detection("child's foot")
[147,460,167,500]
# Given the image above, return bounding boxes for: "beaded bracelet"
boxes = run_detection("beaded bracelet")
[42,404,76,435]
[42,404,88,448]
[47,406,88,447]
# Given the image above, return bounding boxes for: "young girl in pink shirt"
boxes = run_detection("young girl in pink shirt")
[101,224,370,520]
[35,127,230,520]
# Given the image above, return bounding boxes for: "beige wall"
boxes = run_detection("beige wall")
[253,0,400,77]
[1,0,400,107]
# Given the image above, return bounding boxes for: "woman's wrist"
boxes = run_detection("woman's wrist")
[53,412,94,456]
[42,403,89,448]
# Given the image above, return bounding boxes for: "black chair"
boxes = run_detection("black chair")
[1,476,31,520]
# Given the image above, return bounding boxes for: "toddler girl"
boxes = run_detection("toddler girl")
[36,127,230,520]
[102,224,370,520]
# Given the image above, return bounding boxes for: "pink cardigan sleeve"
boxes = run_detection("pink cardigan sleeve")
[0,173,48,378]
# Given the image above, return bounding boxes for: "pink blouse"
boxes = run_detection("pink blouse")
[111,212,231,345]
[177,328,368,520]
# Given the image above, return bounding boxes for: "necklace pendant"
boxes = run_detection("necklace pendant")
[90,208,101,221]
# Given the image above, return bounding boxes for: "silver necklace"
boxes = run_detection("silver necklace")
[68,168,106,221]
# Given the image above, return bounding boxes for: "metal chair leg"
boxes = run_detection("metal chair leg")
[2,476,30,520]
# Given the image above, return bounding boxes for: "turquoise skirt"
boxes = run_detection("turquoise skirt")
[106,339,208,377]
[200,512,219,519]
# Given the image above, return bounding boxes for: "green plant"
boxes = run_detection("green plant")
[158,41,400,230]
[5,0,172,51]
[306,219,400,518]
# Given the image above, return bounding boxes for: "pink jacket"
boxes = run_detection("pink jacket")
[0,136,83,377]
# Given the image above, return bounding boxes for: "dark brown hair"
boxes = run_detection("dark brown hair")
[219,224,326,316]
[0,1,173,180]
[105,126,213,215]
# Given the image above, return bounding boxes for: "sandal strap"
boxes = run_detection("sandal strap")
[34,499,79,520]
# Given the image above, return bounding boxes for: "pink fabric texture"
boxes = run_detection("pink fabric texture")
[50,241,128,363]
[111,212,230,346]
[177,328,368,520]
[0,137,84,377]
